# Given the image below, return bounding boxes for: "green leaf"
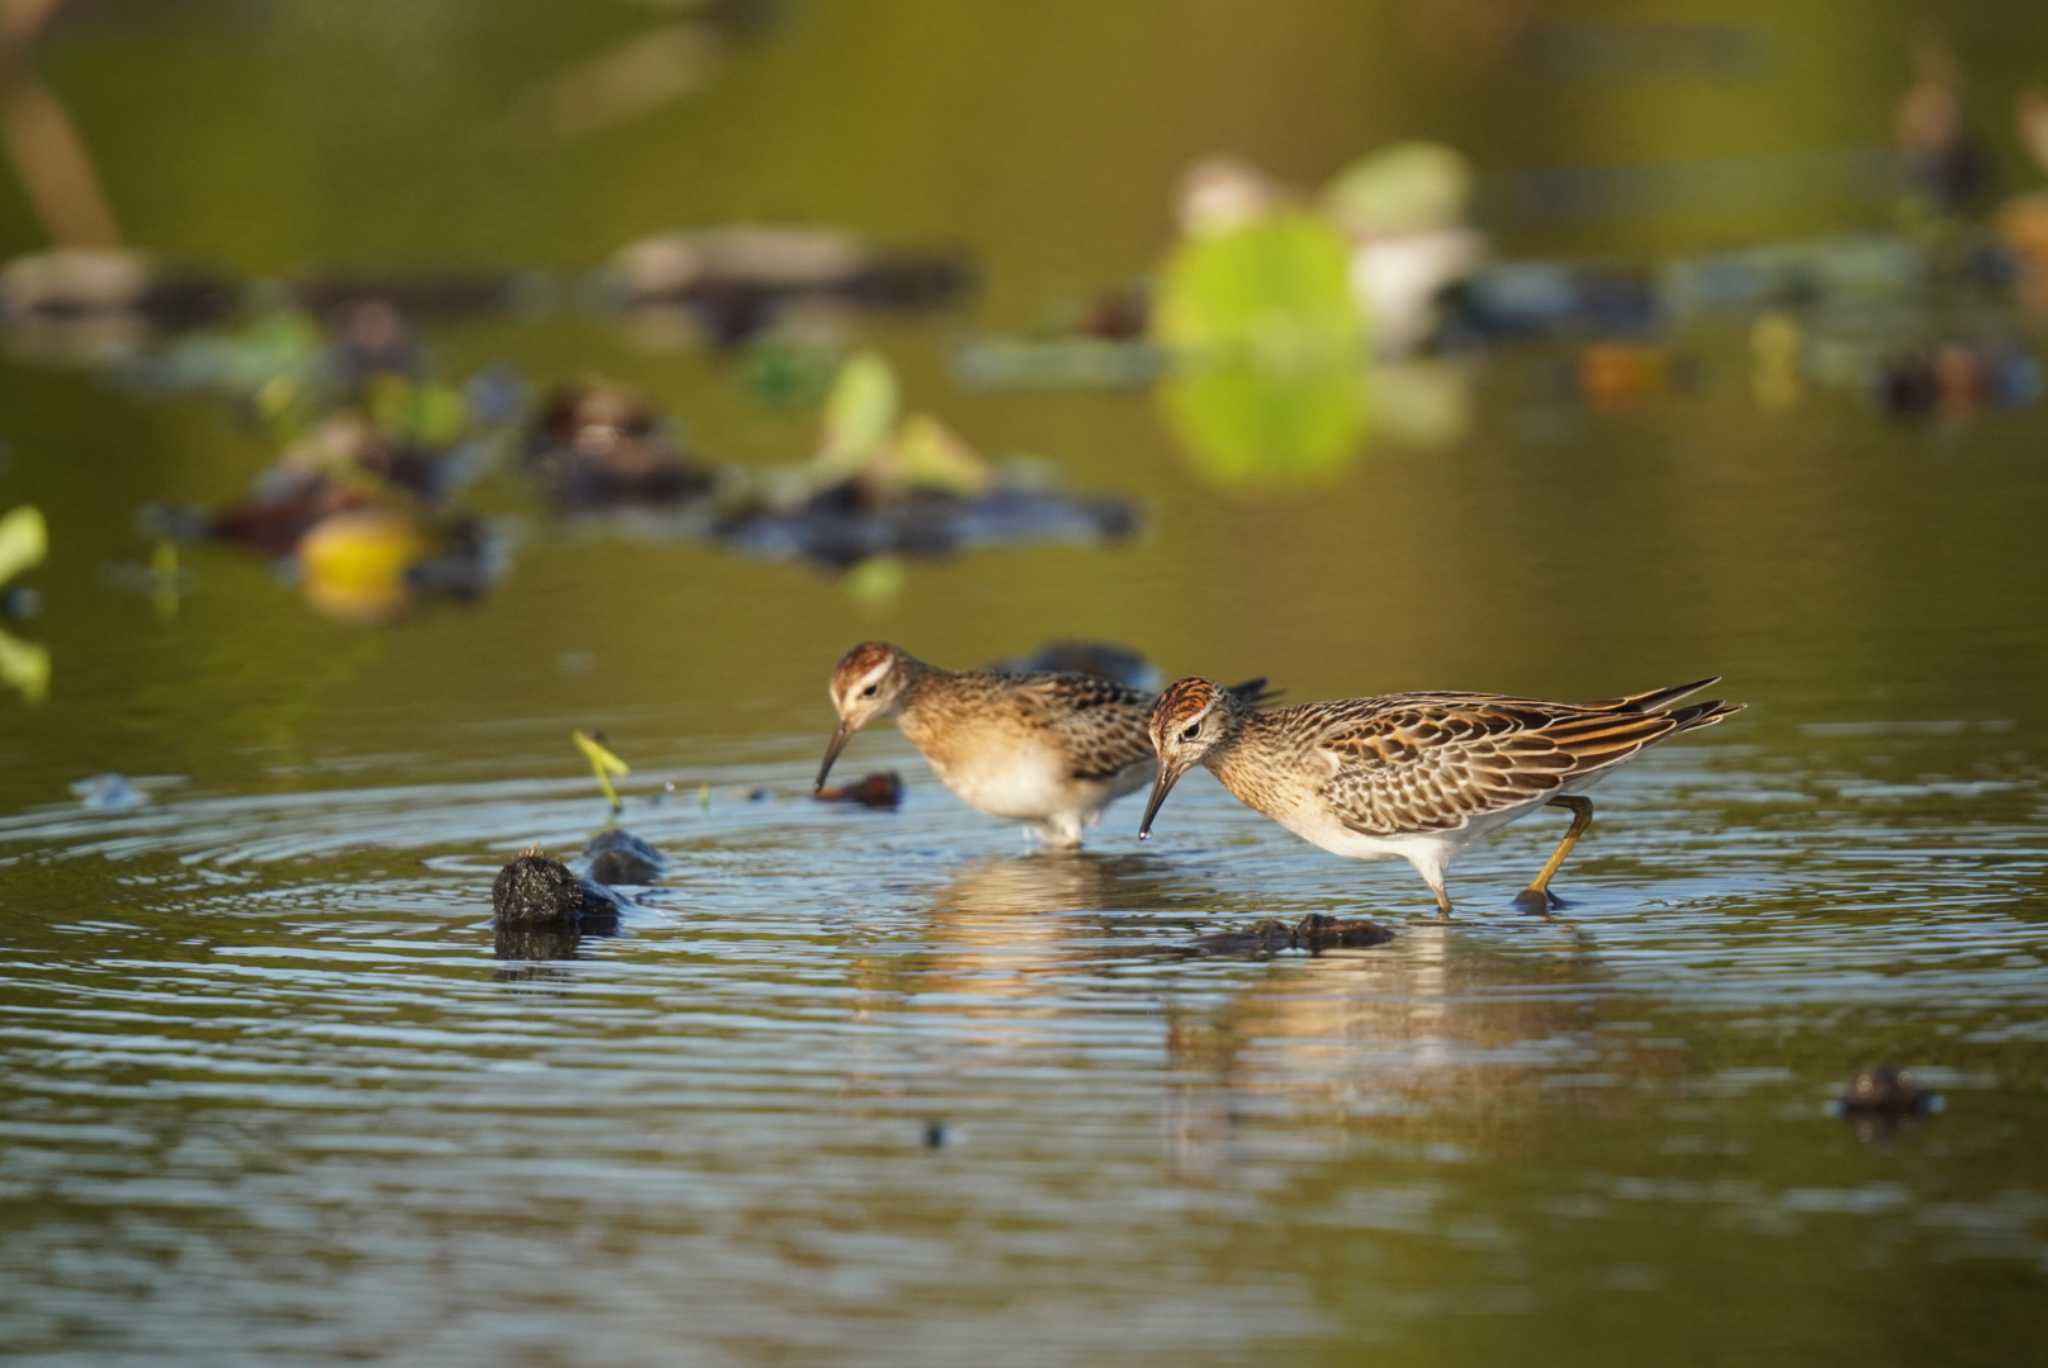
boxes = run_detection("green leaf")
[819,350,899,468]
[1152,214,1370,486]
[893,413,990,495]
[0,506,49,588]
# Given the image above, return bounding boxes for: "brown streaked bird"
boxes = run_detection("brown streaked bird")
[818,642,1273,850]
[1139,676,1743,916]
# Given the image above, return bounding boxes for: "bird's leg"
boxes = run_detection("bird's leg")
[1513,796,1593,914]
[1418,870,1451,919]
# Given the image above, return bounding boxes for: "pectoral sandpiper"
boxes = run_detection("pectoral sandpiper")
[1139,676,1742,915]
[818,642,1272,849]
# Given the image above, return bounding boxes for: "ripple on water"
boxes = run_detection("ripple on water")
[0,732,2044,1360]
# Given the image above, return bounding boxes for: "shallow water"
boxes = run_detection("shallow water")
[7,3,2048,1363]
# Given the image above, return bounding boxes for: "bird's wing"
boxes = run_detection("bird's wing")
[1009,672,1157,782]
[1310,691,1699,836]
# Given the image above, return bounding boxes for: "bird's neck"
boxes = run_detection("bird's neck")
[1205,712,1281,813]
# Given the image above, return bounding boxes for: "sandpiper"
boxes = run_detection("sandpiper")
[817,642,1271,849]
[1140,676,1742,916]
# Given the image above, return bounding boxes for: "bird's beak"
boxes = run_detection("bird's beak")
[815,721,852,792]
[1137,762,1183,841]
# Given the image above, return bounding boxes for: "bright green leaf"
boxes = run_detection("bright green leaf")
[0,506,49,588]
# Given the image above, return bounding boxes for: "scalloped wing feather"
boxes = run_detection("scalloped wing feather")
[1312,686,1734,836]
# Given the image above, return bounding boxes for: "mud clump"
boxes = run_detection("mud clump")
[814,771,904,809]
[1193,912,1392,956]
[492,847,625,927]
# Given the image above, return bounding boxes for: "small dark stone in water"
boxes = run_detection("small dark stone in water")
[583,828,666,886]
[923,1119,952,1149]
[814,771,903,809]
[747,787,770,802]
[492,847,625,926]
[1838,1066,1937,1118]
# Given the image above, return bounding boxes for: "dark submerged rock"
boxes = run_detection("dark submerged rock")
[583,828,667,886]
[814,771,904,809]
[492,848,626,927]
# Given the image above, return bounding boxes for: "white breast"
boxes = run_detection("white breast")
[928,744,1075,822]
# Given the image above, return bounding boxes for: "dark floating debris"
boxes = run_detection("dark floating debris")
[606,227,973,349]
[713,351,1136,569]
[583,828,667,886]
[1873,341,2042,420]
[491,846,626,928]
[813,771,903,809]
[0,248,237,360]
[989,639,1163,692]
[1836,1066,1940,1119]
[1832,1065,1942,1143]
[716,482,1135,569]
[1193,912,1393,957]
[922,1119,953,1150]
[526,382,715,511]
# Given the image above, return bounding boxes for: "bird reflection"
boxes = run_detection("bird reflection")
[1161,917,1651,1180]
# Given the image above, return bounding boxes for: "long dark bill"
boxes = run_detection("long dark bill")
[814,723,852,792]
[1137,764,1183,841]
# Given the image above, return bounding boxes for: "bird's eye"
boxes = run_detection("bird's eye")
[862,684,878,698]
[1181,723,1200,741]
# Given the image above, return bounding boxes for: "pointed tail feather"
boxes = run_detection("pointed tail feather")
[1665,698,1744,732]
[1583,676,1722,715]
[1226,677,1282,709]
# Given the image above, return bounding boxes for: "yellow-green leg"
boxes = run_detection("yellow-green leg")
[1513,796,1593,914]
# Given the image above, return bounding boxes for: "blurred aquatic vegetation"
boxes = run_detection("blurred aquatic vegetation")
[525,381,715,512]
[1152,213,1371,486]
[1894,32,1991,224]
[0,248,236,363]
[603,227,973,350]
[301,503,495,624]
[0,0,120,249]
[503,0,786,145]
[1994,88,2048,317]
[0,502,46,586]
[0,503,48,703]
[712,351,1136,568]
[0,624,49,701]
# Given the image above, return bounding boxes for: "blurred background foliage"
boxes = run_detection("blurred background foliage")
[1,0,2046,799]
